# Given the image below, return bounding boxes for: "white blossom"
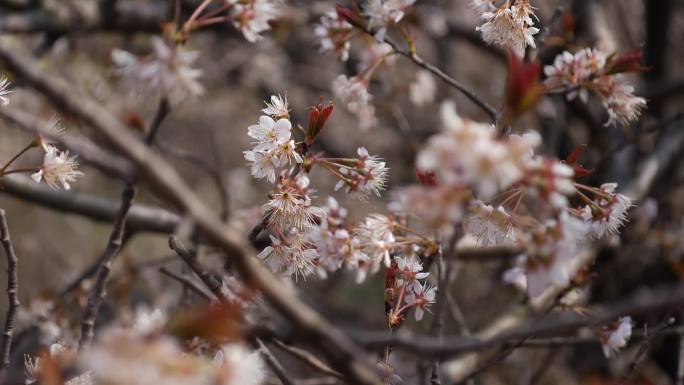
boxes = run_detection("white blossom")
[261,94,290,118]
[409,70,436,107]
[464,201,517,246]
[363,0,416,41]
[31,145,84,190]
[314,10,353,61]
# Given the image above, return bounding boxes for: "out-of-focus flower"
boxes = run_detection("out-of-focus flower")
[261,94,290,119]
[332,74,372,113]
[31,145,84,190]
[36,115,66,152]
[81,330,264,385]
[111,37,203,101]
[473,0,539,58]
[519,213,590,298]
[416,104,538,199]
[25,342,90,385]
[393,184,470,237]
[464,200,517,246]
[363,0,417,41]
[213,344,266,385]
[355,214,395,269]
[519,157,575,209]
[315,10,354,61]
[599,316,632,358]
[230,0,280,43]
[543,48,647,126]
[376,361,403,385]
[0,75,12,106]
[409,70,436,107]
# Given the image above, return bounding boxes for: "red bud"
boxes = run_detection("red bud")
[605,48,650,75]
[501,51,544,126]
[306,98,334,146]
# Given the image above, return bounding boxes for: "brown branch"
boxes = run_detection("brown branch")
[271,339,344,379]
[0,175,180,234]
[254,338,297,385]
[0,39,381,385]
[0,210,19,372]
[352,283,684,359]
[159,266,214,301]
[78,183,136,348]
[79,95,170,348]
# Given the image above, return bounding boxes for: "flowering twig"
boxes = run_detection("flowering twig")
[382,37,498,120]
[0,210,19,372]
[347,18,498,120]
[0,39,383,385]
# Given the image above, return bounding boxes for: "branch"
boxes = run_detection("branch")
[0,175,180,234]
[79,95,169,348]
[159,266,214,301]
[0,39,381,385]
[352,283,684,359]
[0,210,19,372]
[78,183,136,348]
[270,339,344,379]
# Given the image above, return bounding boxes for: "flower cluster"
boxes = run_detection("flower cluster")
[386,255,436,325]
[331,74,378,130]
[112,37,204,102]
[472,0,539,58]
[544,48,647,126]
[314,10,354,61]
[244,96,301,183]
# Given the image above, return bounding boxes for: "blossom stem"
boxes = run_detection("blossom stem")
[0,142,36,174]
[182,0,215,32]
[1,167,39,176]
[190,15,233,30]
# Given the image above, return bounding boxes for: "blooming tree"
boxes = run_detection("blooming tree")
[0,1,681,385]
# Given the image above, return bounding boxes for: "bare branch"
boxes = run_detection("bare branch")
[0,175,180,234]
[270,339,344,379]
[254,338,297,385]
[0,210,19,372]
[159,266,214,301]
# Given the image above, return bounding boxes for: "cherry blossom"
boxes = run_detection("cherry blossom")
[31,145,84,190]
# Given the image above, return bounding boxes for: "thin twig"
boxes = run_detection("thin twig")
[79,98,170,349]
[353,22,497,120]
[0,210,19,372]
[159,267,214,301]
[255,338,297,385]
[271,339,344,379]
[169,236,224,297]
[78,183,136,349]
